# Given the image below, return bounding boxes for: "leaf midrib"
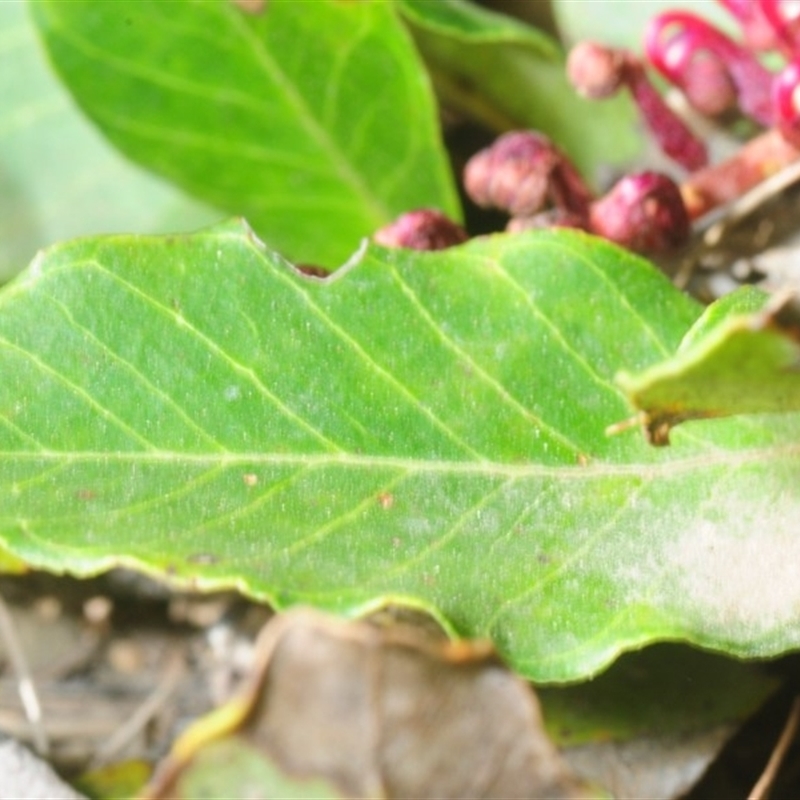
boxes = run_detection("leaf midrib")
[2,444,797,480]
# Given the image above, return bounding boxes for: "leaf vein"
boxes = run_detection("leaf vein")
[47,295,230,453]
[389,266,585,455]
[0,336,158,451]
[264,264,489,460]
[72,261,344,454]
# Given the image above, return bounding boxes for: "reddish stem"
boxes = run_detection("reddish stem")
[624,61,709,169]
[568,42,708,171]
[680,128,800,219]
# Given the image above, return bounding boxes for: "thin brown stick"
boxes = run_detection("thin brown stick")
[0,593,48,756]
[89,648,185,769]
[702,157,800,246]
[748,695,800,800]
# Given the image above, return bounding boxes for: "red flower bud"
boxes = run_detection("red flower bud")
[589,171,690,253]
[372,209,468,251]
[506,208,588,234]
[463,130,593,219]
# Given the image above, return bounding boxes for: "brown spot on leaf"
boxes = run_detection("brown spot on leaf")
[646,416,673,447]
[242,473,258,487]
[377,492,394,509]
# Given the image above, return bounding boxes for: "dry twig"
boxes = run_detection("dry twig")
[0,592,48,756]
[748,695,800,800]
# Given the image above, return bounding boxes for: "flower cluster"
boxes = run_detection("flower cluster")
[375,0,800,256]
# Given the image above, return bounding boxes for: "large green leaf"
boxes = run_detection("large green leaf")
[2,223,800,682]
[398,0,641,179]
[30,0,459,268]
[0,0,219,282]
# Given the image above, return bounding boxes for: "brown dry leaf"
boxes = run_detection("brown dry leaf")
[144,608,589,799]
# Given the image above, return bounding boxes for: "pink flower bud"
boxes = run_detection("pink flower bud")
[567,42,707,171]
[567,42,625,99]
[717,0,783,51]
[645,11,774,126]
[589,171,690,253]
[757,0,800,54]
[372,209,468,251]
[772,59,800,147]
[672,51,738,117]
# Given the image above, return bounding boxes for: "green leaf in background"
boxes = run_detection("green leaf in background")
[399,0,562,48]
[616,287,800,445]
[30,0,459,269]
[0,0,219,282]
[398,0,641,180]
[3,224,800,682]
[675,284,770,351]
[540,645,775,747]
[540,645,777,798]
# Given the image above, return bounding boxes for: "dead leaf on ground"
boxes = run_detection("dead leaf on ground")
[143,608,590,799]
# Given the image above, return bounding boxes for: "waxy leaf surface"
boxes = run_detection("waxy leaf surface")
[31,0,459,268]
[2,223,800,682]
